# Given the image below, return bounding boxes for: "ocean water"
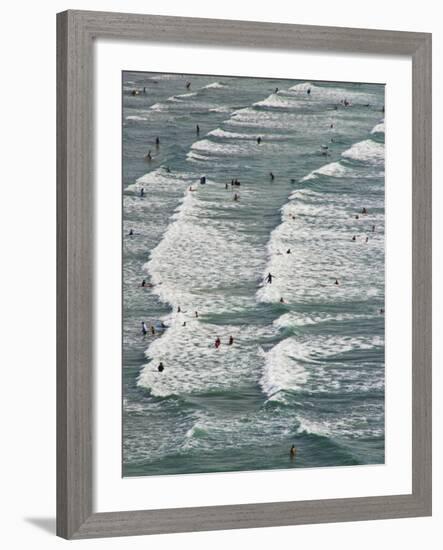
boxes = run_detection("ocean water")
[122,72,385,476]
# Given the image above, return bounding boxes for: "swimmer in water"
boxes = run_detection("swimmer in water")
[286,249,291,254]
[233,193,239,201]
[307,88,311,95]
[228,335,234,345]
[155,137,160,147]
[269,172,275,181]
[257,136,262,144]
[196,124,200,135]
[355,214,359,220]
[290,445,297,459]
[365,236,369,243]
[195,311,199,318]
[280,297,285,303]
[140,188,145,197]
[215,337,221,349]
[362,207,367,214]
[129,229,134,236]
[157,362,164,372]
[372,225,376,232]
[335,279,339,285]
[352,236,356,242]
[150,325,155,335]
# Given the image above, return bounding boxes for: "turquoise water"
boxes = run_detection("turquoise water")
[122,72,385,476]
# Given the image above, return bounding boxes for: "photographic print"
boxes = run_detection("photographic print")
[122,72,385,477]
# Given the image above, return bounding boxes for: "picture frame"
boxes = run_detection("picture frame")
[57,9,432,539]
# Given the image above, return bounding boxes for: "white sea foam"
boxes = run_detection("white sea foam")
[174,92,198,99]
[342,139,385,165]
[254,93,300,109]
[371,120,385,134]
[125,115,148,121]
[207,128,255,139]
[137,182,270,397]
[203,82,226,89]
[301,159,384,181]
[288,82,375,105]
[208,106,233,114]
[261,334,384,402]
[190,138,250,156]
[124,167,191,194]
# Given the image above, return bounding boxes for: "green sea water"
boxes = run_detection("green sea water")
[122,72,385,476]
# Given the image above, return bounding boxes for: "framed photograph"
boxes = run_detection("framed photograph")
[57,10,432,539]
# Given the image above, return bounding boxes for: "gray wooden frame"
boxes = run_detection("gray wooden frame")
[57,9,432,540]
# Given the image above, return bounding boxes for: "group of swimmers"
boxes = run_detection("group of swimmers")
[214,335,234,349]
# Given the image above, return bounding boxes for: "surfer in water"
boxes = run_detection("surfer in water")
[334,279,339,285]
[265,272,274,284]
[372,225,376,232]
[145,150,152,162]
[290,445,297,460]
[140,188,145,197]
[155,137,160,147]
[196,124,200,135]
[215,337,221,349]
[233,193,239,201]
[150,325,155,335]
[269,172,275,181]
[352,236,356,242]
[141,322,148,336]
[158,362,164,372]
[257,136,262,144]
[228,336,234,345]
[186,82,191,89]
